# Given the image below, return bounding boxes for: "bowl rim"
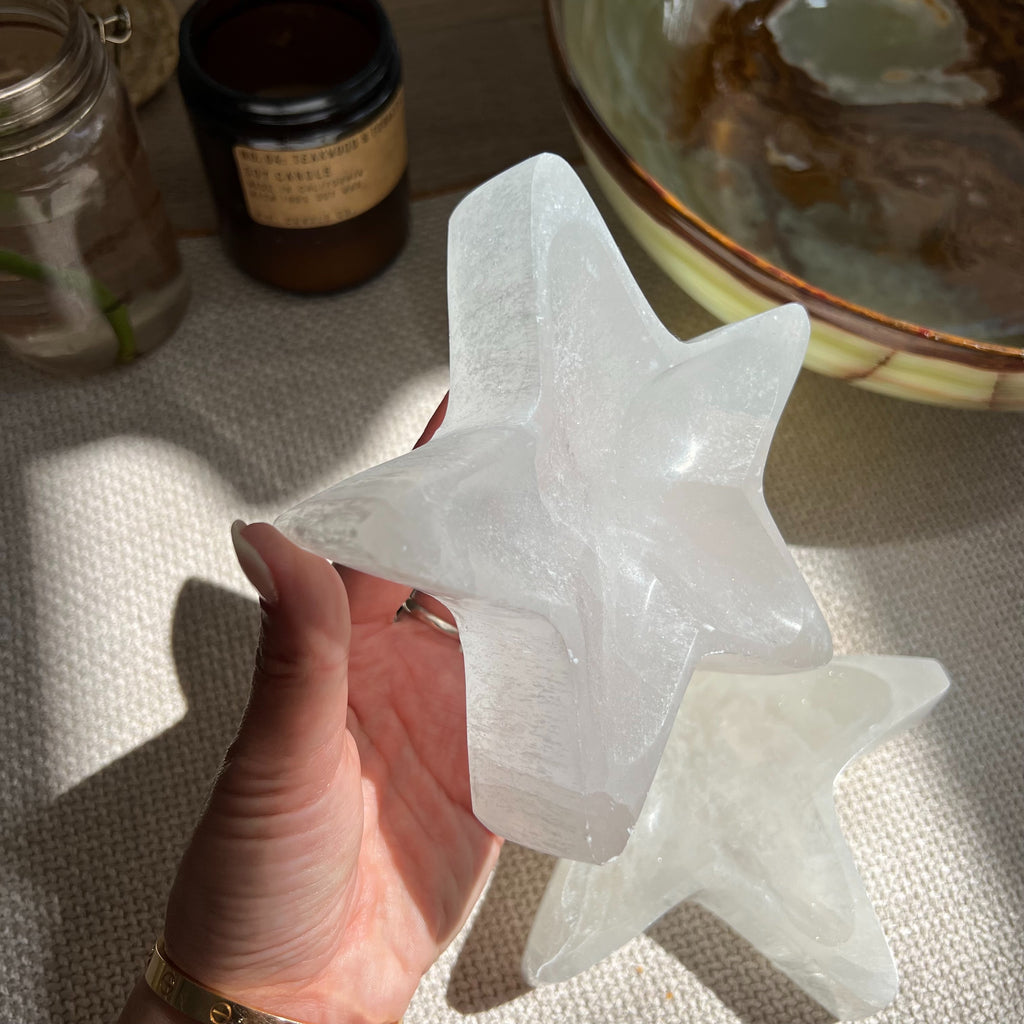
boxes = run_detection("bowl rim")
[544,0,1024,374]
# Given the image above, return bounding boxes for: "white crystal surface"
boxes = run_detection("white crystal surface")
[523,655,951,1020]
[277,154,832,862]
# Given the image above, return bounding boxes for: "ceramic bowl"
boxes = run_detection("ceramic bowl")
[545,0,1024,409]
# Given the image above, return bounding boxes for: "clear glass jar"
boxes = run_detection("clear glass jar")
[0,0,188,373]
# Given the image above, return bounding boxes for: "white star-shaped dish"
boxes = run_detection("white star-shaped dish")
[278,155,832,862]
[523,655,951,1019]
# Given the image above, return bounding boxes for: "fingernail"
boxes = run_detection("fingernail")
[231,520,278,605]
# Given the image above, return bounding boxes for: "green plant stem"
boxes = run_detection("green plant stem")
[0,247,136,363]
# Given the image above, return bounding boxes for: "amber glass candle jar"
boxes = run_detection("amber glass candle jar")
[178,0,409,293]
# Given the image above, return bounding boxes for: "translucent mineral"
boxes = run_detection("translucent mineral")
[766,0,991,108]
[277,154,832,862]
[523,655,951,1020]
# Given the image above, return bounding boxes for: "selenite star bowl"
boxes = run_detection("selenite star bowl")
[545,0,1024,408]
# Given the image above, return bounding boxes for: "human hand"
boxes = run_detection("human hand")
[125,400,502,1024]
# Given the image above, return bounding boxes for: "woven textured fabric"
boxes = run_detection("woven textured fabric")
[1,185,1022,1024]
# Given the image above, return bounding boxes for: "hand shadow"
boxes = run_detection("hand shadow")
[1,579,260,1024]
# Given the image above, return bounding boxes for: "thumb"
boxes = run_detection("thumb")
[231,521,356,772]
[165,524,362,981]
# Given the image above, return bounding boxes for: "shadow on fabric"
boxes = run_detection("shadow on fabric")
[650,903,835,1024]
[0,581,258,1023]
[763,371,1024,549]
[447,843,556,1013]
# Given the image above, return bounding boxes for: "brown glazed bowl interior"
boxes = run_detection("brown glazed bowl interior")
[545,0,1024,409]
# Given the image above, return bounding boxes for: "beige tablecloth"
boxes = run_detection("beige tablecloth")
[2,178,1022,1023]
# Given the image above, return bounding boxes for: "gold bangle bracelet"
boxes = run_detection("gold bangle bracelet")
[144,938,310,1024]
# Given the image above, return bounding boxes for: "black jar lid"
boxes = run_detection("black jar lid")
[177,0,401,128]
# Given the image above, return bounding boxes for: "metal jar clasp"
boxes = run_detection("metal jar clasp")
[90,4,132,45]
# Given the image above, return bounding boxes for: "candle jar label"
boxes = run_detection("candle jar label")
[232,88,406,230]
